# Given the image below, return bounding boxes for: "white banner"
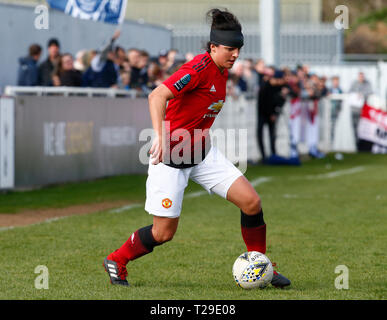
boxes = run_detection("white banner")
[357,103,387,147]
[47,0,128,24]
[0,98,15,189]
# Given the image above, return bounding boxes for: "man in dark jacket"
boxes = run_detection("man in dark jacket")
[17,44,42,86]
[256,68,287,161]
[38,38,61,86]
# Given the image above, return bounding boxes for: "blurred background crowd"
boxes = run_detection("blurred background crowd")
[17,30,373,101]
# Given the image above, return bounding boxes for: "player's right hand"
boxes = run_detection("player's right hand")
[149,135,163,165]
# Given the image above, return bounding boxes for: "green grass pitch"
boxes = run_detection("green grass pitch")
[0,153,386,300]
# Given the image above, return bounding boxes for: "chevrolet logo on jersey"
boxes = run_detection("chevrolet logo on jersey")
[208,100,224,113]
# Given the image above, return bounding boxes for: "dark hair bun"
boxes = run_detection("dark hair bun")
[207,8,241,31]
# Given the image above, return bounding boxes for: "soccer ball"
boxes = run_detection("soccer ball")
[232,251,273,289]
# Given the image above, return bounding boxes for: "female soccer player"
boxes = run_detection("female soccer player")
[103,8,291,288]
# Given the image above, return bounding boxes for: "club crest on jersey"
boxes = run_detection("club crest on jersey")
[173,74,191,91]
[208,100,224,113]
[162,198,172,209]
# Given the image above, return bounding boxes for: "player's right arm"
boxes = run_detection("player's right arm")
[148,84,174,164]
[148,62,201,164]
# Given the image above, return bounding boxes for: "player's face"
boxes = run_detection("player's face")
[211,44,240,70]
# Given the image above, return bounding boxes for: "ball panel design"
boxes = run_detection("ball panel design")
[232,251,273,289]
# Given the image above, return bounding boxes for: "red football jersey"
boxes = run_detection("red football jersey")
[162,52,228,167]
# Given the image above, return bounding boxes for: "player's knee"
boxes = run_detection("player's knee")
[152,228,175,244]
[242,194,261,215]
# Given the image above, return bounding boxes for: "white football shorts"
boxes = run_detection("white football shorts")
[144,146,243,218]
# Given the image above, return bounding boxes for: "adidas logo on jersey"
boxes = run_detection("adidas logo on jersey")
[210,85,216,92]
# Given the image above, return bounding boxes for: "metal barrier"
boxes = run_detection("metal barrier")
[172,23,342,64]
[0,89,152,189]
[0,86,376,190]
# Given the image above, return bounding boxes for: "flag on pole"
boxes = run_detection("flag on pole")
[46,0,128,25]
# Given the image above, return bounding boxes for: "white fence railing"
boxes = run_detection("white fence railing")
[3,86,385,163]
[310,61,387,105]
[4,86,143,98]
[213,93,386,161]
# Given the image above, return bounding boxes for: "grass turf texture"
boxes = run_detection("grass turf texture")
[0,153,386,300]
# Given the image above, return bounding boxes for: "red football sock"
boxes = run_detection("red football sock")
[110,225,159,265]
[241,224,266,254]
[240,210,266,254]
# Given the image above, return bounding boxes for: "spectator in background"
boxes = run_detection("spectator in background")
[52,53,82,87]
[302,72,325,159]
[165,49,179,75]
[254,58,266,89]
[127,48,140,68]
[126,48,140,87]
[138,50,150,91]
[115,46,127,71]
[302,64,310,78]
[242,58,258,99]
[130,50,149,91]
[83,49,97,71]
[119,70,131,90]
[317,76,328,98]
[17,44,42,86]
[157,49,169,73]
[112,46,127,87]
[185,52,194,62]
[349,71,373,142]
[329,76,343,95]
[231,61,247,93]
[350,71,373,100]
[328,76,343,140]
[227,74,242,99]
[38,38,61,86]
[73,50,87,73]
[256,67,287,161]
[287,70,303,158]
[121,57,131,73]
[82,30,120,88]
[146,61,165,92]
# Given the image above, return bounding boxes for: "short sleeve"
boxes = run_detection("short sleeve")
[163,65,201,98]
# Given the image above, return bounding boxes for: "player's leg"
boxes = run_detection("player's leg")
[197,148,291,288]
[225,176,291,288]
[190,146,265,252]
[104,162,189,286]
[106,216,178,267]
[151,215,179,243]
[225,175,266,254]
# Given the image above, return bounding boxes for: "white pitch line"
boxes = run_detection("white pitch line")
[185,190,208,199]
[108,203,143,214]
[0,216,68,233]
[282,194,301,199]
[305,166,365,179]
[251,177,272,187]
[108,191,209,214]
[0,226,14,232]
[0,176,273,232]
[109,177,273,213]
